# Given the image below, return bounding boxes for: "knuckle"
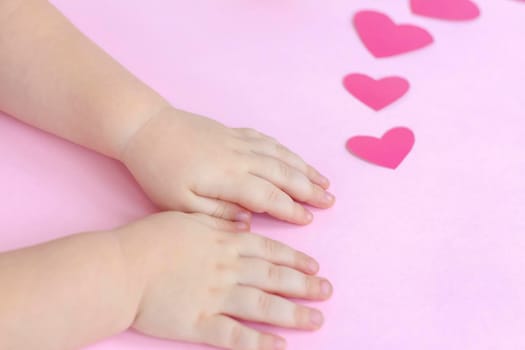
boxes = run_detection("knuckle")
[265,187,282,203]
[307,165,318,177]
[267,264,282,283]
[216,235,235,245]
[232,233,249,250]
[295,251,308,270]
[304,276,316,296]
[213,218,226,230]
[207,286,224,295]
[294,305,306,326]
[196,311,210,326]
[250,128,263,137]
[215,262,234,272]
[309,184,322,200]
[241,128,260,138]
[294,182,315,203]
[277,161,291,180]
[217,238,240,259]
[225,244,240,260]
[263,135,277,143]
[273,142,287,155]
[228,324,244,349]
[231,148,245,157]
[249,189,270,213]
[257,293,272,317]
[248,199,266,213]
[213,203,228,219]
[263,238,280,257]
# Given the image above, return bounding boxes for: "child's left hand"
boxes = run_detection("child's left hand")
[121,107,335,226]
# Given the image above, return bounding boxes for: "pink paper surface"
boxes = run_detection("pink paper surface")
[1,1,525,349]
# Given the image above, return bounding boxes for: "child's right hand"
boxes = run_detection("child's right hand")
[114,212,332,350]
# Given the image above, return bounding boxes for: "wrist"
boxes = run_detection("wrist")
[0,230,144,348]
[113,98,173,160]
[102,229,145,332]
[109,225,156,327]
[116,102,176,162]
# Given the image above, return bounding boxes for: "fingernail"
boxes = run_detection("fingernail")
[310,310,324,327]
[321,280,332,297]
[236,211,251,223]
[320,175,330,186]
[322,192,335,204]
[274,338,286,350]
[305,211,313,222]
[307,259,319,273]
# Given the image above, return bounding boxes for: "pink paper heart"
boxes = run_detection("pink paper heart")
[411,0,480,21]
[346,127,415,169]
[353,10,434,58]
[343,73,410,111]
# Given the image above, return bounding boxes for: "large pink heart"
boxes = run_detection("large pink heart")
[411,0,480,21]
[353,10,434,58]
[343,73,410,111]
[346,127,415,169]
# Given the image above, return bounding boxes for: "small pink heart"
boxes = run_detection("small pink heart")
[353,10,434,58]
[346,127,415,169]
[343,74,410,111]
[411,0,480,21]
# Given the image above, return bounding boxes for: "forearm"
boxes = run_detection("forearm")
[0,230,139,350]
[0,0,169,158]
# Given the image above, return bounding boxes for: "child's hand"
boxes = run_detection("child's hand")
[120,107,335,226]
[0,0,333,227]
[115,211,333,350]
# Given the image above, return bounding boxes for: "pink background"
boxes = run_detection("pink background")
[1,0,524,349]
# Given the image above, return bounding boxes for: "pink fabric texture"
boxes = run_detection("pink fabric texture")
[1,1,524,349]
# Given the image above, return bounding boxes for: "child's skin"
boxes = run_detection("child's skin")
[0,212,332,350]
[0,0,335,227]
[0,1,335,349]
